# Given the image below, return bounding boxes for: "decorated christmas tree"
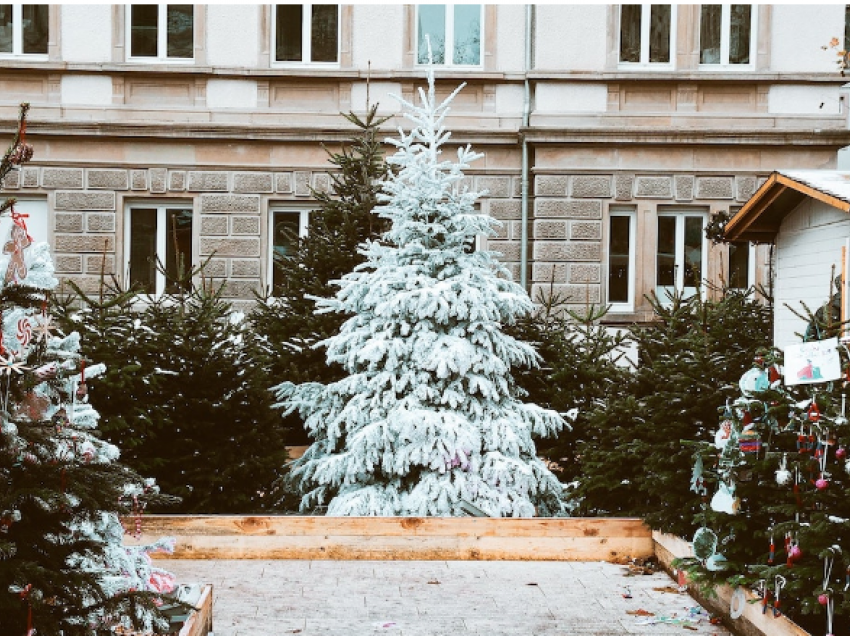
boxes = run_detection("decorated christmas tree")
[0,105,179,635]
[273,66,568,517]
[680,292,850,634]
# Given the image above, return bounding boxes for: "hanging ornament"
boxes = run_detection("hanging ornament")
[836,447,847,461]
[34,362,57,381]
[773,575,785,617]
[690,454,707,495]
[768,363,782,385]
[711,482,740,515]
[3,209,31,284]
[808,402,821,422]
[776,453,792,485]
[816,477,830,490]
[32,313,58,343]
[739,428,762,454]
[15,317,31,349]
[693,527,718,561]
[75,359,87,400]
[768,533,775,564]
[714,418,733,450]
[0,353,28,376]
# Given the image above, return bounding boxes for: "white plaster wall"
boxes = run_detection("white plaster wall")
[206,79,257,109]
[775,199,850,349]
[61,5,112,63]
[495,5,526,73]
[350,81,403,114]
[535,5,607,72]
[535,82,607,113]
[495,84,524,117]
[768,85,842,115]
[60,75,113,106]
[351,5,405,70]
[771,5,845,73]
[206,5,259,68]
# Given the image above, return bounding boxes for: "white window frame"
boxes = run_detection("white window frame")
[655,207,709,303]
[126,4,194,64]
[0,197,49,245]
[618,4,677,70]
[0,4,48,59]
[124,201,194,298]
[268,206,311,295]
[698,4,756,69]
[271,4,341,67]
[607,206,637,313]
[415,4,484,69]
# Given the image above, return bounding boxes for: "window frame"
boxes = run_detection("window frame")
[606,206,637,313]
[268,206,311,295]
[655,207,709,303]
[414,4,484,69]
[617,4,677,70]
[0,4,48,58]
[697,4,756,70]
[271,4,341,67]
[126,4,195,64]
[124,201,195,298]
[727,240,756,291]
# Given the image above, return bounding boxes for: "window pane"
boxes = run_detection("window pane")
[683,216,703,289]
[648,4,670,63]
[619,4,641,63]
[276,4,303,62]
[418,4,446,64]
[728,4,751,65]
[657,216,676,287]
[453,4,480,65]
[166,5,193,59]
[609,216,631,304]
[0,5,13,53]
[845,5,850,57]
[165,208,192,293]
[272,212,301,293]
[22,4,48,55]
[130,4,158,58]
[700,5,721,64]
[311,5,338,62]
[728,242,750,289]
[130,209,157,294]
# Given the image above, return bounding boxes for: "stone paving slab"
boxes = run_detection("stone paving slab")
[158,559,733,636]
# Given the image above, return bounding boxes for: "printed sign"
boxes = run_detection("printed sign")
[784,337,842,386]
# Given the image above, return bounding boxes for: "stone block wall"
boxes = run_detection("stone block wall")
[530,171,760,312]
[2,165,334,302]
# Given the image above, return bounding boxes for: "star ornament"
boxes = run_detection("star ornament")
[32,314,58,343]
[0,353,28,376]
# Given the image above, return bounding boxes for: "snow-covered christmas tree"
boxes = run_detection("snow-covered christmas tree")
[274,67,568,517]
[0,104,179,636]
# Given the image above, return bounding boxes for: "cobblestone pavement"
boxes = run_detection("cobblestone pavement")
[159,559,734,636]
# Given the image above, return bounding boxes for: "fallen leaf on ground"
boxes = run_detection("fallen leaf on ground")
[653,586,682,594]
[626,609,655,616]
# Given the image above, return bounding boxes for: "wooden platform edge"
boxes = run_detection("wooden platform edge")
[652,531,811,636]
[124,515,654,562]
[178,584,213,636]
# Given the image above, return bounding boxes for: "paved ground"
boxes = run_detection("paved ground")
[159,559,734,636]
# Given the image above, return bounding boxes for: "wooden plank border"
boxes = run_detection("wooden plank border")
[653,531,809,636]
[124,516,653,562]
[178,584,213,636]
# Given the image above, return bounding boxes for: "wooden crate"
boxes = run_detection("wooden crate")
[124,515,653,562]
[178,584,213,636]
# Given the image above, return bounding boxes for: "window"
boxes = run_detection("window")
[728,241,753,289]
[416,4,482,66]
[656,208,708,301]
[127,204,193,296]
[270,208,309,294]
[619,4,674,66]
[607,207,636,311]
[273,4,339,64]
[0,4,47,56]
[128,4,193,61]
[699,5,753,66]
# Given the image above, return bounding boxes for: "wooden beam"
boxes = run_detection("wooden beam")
[124,515,653,562]
[725,173,786,241]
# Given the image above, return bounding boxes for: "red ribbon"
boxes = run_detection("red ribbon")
[9,207,31,242]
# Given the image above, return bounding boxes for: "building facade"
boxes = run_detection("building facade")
[1,4,849,318]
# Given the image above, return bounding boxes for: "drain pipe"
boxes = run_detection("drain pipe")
[520,4,533,291]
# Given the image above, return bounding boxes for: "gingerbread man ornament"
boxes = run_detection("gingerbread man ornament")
[3,222,31,284]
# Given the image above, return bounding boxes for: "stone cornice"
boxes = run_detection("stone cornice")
[521,127,850,147]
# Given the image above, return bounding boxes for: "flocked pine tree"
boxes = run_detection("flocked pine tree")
[274,67,568,517]
[0,105,179,636]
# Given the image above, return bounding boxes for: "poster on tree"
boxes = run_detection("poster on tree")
[784,337,842,385]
